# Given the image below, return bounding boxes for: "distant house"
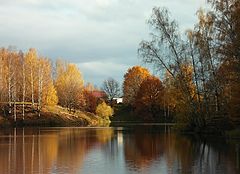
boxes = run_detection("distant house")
[91,90,107,100]
[113,98,123,104]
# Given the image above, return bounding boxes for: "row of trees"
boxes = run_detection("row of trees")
[137,0,240,129]
[0,48,57,120]
[0,48,113,121]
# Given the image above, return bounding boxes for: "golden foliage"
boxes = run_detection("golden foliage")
[55,63,84,110]
[163,64,198,124]
[123,66,150,105]
[96,102,114,119]
[45,84,58,106]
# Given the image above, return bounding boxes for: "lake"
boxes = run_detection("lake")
[0,125,239,174]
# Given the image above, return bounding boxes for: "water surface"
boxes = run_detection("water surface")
[0,125,239,174]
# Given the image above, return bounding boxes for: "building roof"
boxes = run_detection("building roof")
[91,90,107,98]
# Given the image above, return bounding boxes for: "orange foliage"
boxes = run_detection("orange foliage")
[134,76,164,120]
[83,90,98,113]
[123,66,150,105]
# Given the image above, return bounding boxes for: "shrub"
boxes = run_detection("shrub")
[96,102,114,119]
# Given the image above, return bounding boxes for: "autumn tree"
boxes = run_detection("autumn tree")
[37,58,58,115]
[25,48,38,108]
[123,66,150,105]
[207,0,240,62]
[138,7,204,128]
[186,8,223,117]
[83,83,98,113]
[186,1,240,120]
[102,77,120,101]
[19,50,26,119]
[0,48,9,107]
[217,60,240,119]
[207,0,240,119]
[134,76,164,121]
[45,84,58,106]
[96,101,114,120]
[0,48,58,120]
[138,1,240,130]
[55,63,85,111]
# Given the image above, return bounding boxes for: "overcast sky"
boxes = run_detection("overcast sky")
[0,0,207,87]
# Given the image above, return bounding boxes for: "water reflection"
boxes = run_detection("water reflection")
[0,126,239,174]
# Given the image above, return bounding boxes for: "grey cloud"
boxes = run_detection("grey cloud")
[77,61,132,87]
[0,0,207,85]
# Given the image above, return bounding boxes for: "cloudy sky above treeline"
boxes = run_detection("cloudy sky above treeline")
[0,0,206,86]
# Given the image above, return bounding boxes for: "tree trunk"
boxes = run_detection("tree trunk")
[13,83,16,122]
[31,67,34,109]
[22,58,25,120]
[189,39,202,115]
[38,64,43,117]
[0,58,3,101]
[8,57,12,114]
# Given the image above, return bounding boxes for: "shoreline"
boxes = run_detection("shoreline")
[1,111,240,139]
[0,105,110,128]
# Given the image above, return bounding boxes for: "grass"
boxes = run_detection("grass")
[0,105,108,127]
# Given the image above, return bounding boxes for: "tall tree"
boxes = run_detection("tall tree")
[55,63,85,111]
[20,51,26,120]
[134,76,164,120]
[102,77,120,101]
[25,48,38,108]
[83,83,98,113]
[0,48,8,104]
[123,66,150,105]
[138,7,206,128]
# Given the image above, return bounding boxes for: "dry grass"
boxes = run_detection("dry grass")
[0,105,107,127]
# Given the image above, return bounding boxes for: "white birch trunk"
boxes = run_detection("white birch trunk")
[22,58,25,120]
[38,63,43,117]
[8,57,12,114]
[31,66,34,109]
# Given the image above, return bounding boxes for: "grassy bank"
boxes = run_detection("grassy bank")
[0,105,109,127]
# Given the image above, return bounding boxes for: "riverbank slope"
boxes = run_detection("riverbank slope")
[0,105,108,127]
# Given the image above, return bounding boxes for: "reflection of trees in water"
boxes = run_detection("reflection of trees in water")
[124,132,165,170]
[0,128,114,174]
[55,128,114,173]
[0,128,59,174]
[189,137,240,174]
[123,130,240,174]
[0,127,239,174]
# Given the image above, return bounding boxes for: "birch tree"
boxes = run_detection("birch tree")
[25,48,38,109]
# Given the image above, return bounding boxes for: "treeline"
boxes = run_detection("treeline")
[0,48,111,122]
[137,0,240,130]
[0,48,57,121]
